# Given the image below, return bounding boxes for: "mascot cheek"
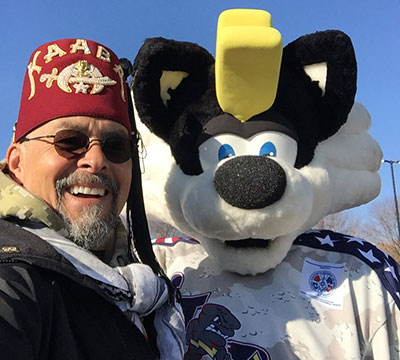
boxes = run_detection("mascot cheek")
[179,168,231,238]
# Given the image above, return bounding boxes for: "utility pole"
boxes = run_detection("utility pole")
[383,159,400,242]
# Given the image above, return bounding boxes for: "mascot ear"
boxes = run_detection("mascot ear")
[282,30,357,142]
[132,37,214,143]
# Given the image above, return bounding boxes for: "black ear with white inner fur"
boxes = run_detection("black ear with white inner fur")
[283,30,357,142]
[132,37,214,144]
[268,30,357,168]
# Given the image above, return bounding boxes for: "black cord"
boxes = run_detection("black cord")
[119,58,180,305]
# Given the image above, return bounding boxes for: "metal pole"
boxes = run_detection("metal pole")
[384,160,400,242]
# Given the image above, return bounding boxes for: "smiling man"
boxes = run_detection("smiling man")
[10,115,132,256]
[0,39,184,360]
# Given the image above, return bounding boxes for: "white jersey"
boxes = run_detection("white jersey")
[153,230,400,360]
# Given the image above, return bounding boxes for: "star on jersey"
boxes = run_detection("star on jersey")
[316,235,335,247]
[358,249,381,264]
[344,235,364,245]
[385,262,399,282]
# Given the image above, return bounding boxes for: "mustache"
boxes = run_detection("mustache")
[55,172,119,198]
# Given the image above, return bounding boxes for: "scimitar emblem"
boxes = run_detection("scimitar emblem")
[40,60,116,94]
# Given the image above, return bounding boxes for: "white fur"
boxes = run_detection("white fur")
[140,102,382,275]
[180,165,313,240]
[303,62,327,96]
[159,71,189,106]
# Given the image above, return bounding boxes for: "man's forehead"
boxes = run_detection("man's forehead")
[35,116,130,136]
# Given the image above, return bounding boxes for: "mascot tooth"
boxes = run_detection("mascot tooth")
[131,8,399,359]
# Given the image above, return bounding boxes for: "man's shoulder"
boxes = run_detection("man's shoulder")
[0,219,63,286]
[0,218,83,285]
[0,251,60,315]
[0,218,62,260]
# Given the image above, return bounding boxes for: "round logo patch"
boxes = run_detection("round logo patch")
[309,270,337,297]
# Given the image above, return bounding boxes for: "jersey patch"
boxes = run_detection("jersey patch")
[299,258,346,308]
[295,230,400,309]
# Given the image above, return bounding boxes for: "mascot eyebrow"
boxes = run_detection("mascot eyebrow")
[196,112,299,147]
[130,8,396,360]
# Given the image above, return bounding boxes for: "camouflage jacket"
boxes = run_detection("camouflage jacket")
[153,230,400,360]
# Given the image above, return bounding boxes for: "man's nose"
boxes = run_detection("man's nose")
[76,141,109,173]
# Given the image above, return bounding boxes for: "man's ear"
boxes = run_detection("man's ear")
[6,143,24,185]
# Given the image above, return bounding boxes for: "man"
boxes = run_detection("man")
[0,38,184,360]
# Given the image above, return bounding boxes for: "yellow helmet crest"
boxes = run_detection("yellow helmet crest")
[215,9,283,122]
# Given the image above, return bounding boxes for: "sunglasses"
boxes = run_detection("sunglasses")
[19,129,134,163]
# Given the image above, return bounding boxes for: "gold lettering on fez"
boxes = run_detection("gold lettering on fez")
[96,46,111,63]
[70,39,92,55]
[113,64,126,102]
[43,44,67,63]
[27,51,42,100]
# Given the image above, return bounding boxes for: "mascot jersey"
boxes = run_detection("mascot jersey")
[153,230,400,360]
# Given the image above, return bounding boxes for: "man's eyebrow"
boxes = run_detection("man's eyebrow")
[102,129,130,139]
[54,121,129,138]
[54,120,85,131]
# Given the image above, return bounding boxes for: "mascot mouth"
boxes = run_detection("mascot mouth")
[224,238,271,249]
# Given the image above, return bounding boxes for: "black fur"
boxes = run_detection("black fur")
[275,30,357,167]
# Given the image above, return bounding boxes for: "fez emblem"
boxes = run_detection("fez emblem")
[40,60,117,95]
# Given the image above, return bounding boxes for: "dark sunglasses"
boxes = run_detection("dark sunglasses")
[19,129,134,163]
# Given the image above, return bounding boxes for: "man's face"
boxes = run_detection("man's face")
[7,116,132,247]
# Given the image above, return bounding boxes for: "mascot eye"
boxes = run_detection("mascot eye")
[260,142,277,157]
[218,144,235,161]
[213,316,222,325]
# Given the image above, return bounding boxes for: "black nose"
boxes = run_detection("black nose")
[214,156,286,209]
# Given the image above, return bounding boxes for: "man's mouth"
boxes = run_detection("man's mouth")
[67,185,108,198]
[224,238,271,249]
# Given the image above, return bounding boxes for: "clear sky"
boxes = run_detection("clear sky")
[0,0,399,216]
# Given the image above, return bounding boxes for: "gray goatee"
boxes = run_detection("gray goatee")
[55,172,119,250]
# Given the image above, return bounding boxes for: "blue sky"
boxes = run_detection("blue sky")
[0,0,399,217]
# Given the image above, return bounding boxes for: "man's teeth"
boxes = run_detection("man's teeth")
[68,186,106,196]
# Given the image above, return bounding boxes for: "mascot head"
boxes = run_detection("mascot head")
[132,9,382,275]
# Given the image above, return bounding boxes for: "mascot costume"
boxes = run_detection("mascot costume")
[130,9,400,360]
